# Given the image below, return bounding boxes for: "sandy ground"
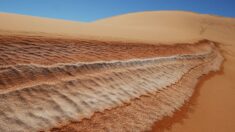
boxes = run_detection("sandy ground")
[154,46,235,132]
[0,11,235,132]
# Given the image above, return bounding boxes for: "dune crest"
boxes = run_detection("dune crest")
[1,11,235,44]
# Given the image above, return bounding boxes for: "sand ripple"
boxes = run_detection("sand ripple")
[0,36,223,132]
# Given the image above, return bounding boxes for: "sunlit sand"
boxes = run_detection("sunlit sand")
[0,11,234,132]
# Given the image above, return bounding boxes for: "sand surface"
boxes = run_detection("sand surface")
[0,11,235,132]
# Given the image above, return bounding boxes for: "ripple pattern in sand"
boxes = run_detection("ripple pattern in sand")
[0,36,223,132]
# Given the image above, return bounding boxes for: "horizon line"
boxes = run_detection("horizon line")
[1,10,234,23]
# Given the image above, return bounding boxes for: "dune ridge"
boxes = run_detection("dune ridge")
[0,46,212,93]
[52,45,223,132]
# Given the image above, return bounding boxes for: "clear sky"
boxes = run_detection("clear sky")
[0,0,234,22]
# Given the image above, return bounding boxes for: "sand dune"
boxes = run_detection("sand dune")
[1,11,235,44]
[0,11,234,132]
[0,35,223,132]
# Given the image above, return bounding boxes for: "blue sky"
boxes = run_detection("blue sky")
[0,0,234,22]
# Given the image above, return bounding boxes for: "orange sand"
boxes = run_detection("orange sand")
[0,11,235,132]
[154,48,235,132]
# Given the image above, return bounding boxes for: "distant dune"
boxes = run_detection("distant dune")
[0,11,234,132]
[1,11,235,44]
